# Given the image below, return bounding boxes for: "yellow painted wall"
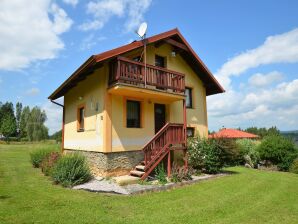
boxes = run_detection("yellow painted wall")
[64,65,108,152]
[63,42,208,153]
[140,43,208,137]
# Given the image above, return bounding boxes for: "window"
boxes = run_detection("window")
[127,100,141,128]
[155,55,165,68]
[132,56,141,62]
[77,106,85,131]
[187,127,195,137]
[185,87,193,108]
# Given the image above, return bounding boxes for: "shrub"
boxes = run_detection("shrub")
[289,158,298,174]
[216,138,242,166]
[258,135,298,171]
[155,163,167,184]
[170,162,192,183]
[30,148,55,168]
[188,138,224,174]
[51,153,92,187]
[40,152,61,176]
[236,139,260,168]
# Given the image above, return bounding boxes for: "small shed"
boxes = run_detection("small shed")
[209,128,259,139]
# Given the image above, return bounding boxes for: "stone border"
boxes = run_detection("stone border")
[123,173,229,195]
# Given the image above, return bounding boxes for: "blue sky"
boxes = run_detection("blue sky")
[0,0,298,134]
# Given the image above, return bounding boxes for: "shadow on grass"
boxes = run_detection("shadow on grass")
[0,195,12,200]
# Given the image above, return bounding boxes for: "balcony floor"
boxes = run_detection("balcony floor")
[108,83,185,102]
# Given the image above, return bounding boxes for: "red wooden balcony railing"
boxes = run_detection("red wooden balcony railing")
[141,123,186,180]
[109,56,185,93]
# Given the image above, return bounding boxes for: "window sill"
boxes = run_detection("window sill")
[77,129,85,132]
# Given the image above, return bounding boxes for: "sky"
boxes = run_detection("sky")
[0,0,298,134]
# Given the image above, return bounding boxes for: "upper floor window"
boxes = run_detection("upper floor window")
[187,127,195,137]
[133,56,141,62]
[185,87,193,108]
[127,100,141,128]
[77,105,85,131]
[155,55,165,68]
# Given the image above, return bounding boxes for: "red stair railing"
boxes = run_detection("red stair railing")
[141,123,185,180]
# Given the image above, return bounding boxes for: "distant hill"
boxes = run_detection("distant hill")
[281,130,298,134]
[281,130,298,145]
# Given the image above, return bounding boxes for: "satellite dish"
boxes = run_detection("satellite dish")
[136,22,147,38]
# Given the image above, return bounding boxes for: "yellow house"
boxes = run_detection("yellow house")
[49,28,224,179]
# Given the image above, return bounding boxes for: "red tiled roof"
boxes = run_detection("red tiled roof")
[209,128,259,139]
[48,28,225,100]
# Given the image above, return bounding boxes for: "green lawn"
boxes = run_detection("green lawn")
[0,143,297,224]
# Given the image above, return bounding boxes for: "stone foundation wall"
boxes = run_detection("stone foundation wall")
[63,149,144,177]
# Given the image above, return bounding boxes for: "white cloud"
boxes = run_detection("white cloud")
[42,101,62,135]
[80,34,106,50]
[215,28,298,89]
[248,71,283,87]
[0,0,73,71]
[208,28,298,131]
[208,78,298,131]
[243,79,298,107]
[79,0,152,32]
[63,0,79,7]
[25,87,40,96]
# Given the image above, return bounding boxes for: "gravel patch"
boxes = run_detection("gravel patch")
[73,179,130,195]
[73,173,229,195]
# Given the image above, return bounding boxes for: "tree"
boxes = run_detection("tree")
[20,106,30,138]
[1,114,17,141]
[15,102,22,137]
[26,107,48,141]
[245,126,281,139]
[0,102,17,140]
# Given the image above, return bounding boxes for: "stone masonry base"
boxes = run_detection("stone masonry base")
[63,149,144,177]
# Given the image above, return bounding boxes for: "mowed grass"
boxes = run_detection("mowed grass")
[0,143,297,224]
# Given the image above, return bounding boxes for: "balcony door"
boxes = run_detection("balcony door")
[154,103,166,133]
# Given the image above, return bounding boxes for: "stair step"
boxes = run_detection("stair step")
[136,165,145,171]
[130,170,145,177]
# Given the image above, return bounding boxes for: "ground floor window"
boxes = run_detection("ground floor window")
[77,105,85,131]
[127,100,141,128]
[187,127,195,137]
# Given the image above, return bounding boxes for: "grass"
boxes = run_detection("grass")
[0,143,297,224]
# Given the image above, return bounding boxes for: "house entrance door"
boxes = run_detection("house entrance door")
[154,104,166,133]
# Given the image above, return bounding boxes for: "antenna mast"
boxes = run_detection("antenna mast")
[136,22,148,88]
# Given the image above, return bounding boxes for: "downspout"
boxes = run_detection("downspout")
[50,100,65,153]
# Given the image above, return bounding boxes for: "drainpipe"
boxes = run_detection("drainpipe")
[50,100,65,153]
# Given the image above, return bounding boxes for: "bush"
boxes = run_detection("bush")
[41,152,61,176]
[258,135,298,171]
[51,153,92,187]
[236,139,260,168]
[216,138,242,166]
[30,148,55,168]
[289,158,298,174]
[20,137,29,142]
[188,137,223,174]
[155,163,167,184]
[170,162,192,183]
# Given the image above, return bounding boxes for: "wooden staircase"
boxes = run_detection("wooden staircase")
[130,123,186,180]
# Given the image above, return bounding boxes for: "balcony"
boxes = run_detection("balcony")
[108,57,185,99]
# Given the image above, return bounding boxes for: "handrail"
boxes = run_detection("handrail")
[109,57,185,93]
[142,122,185,169]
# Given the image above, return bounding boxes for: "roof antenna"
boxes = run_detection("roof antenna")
[136,22,148,87]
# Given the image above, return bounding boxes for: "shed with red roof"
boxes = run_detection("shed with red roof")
[209,128,259,139]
